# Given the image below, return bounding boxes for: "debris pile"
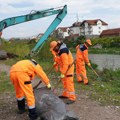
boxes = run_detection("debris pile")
[34,87,79,120]
[0,50,18,60]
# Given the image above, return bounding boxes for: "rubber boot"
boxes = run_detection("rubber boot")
[28,107,38,120]
[66,99,75,105]
[17,98,26,114]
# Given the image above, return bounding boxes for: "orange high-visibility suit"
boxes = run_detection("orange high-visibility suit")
[10,60,50,108]
[51,50,60,72]
[58,43,76,101]
[76,43,90,84]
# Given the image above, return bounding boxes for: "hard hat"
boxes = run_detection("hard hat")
[50,41,57,51]
[86,39,92,45]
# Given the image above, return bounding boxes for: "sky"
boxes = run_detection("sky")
[0,0,120,39]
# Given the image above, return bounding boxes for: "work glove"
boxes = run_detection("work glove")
[60,73,65,79]
[46,83,51,89]
[87,62,91,67]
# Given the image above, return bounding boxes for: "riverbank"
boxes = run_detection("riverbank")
[0,63,120,120]
[72,53,120,70]
[89,48,120,55]
[70,47,120,55]
[89,54,120,70]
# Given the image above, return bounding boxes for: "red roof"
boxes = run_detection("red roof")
[100,28,120,37]
[81,19,108,25]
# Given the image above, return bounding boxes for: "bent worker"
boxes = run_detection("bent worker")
[50,40,76,104]
[10,59,51,120]
[76,39,92,85]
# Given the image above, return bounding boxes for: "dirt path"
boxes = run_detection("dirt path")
[0,64,120,120]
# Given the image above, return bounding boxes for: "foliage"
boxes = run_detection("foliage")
[74,68,120,106]
[0,71,14,93]
[64,35,85,48]
[0,39,30,58]
[0,37,57,61]
[36,37,56,61]
[91,36,120,48]
[89,48,120,54]
[0,36,120,106]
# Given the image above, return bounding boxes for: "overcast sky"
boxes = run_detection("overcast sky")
[0,0,120,39]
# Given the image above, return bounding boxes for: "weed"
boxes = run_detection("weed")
[0,71,14,93]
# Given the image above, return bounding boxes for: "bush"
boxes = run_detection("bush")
[92,36,120,48]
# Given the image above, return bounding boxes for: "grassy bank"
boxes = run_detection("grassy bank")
[70,47,120,55]
[65,36,120,55]
[0,38,120,106]
[89,48,120,54]
[0,71,14,94]
[75,68,120,106]
[0,58,120,106]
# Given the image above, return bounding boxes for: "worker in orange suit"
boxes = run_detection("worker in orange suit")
[50,40,76,104]
[50,44,60,72]
[10,59,51,120]
[76,39,92,85]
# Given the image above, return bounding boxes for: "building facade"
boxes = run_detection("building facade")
[80,19,108,37]
[56,27,70,39]
[69,22,81,36]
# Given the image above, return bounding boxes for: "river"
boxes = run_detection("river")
[73,53,120,70]
[89,54,120,70]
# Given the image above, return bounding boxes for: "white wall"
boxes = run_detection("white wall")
[83,21,108,35]
[92,25,108,35]
[70,27,80,35]
[58,28,69,38]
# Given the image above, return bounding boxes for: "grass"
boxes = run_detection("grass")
[0,40,31,57]
[89,48,120,54]
[74,68,120,106]
[0,58,120,106]
[70,47,120,55]
[0,71,14,94]
[0,38,120,106]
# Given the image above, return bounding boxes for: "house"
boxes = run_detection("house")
[80,19,108,37]
[56,27,70,39]
[100,28,120,37]
[65,34,79,41]
[69,22,81,36]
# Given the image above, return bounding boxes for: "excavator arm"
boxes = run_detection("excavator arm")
[0,5,67,54]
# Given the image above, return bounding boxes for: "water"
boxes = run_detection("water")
[89,54,120,70]
[73,53,120,70]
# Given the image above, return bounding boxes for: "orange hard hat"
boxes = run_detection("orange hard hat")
[86,39,92,45]
[50,41,57,51]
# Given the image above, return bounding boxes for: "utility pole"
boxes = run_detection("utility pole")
[76,13,79,22]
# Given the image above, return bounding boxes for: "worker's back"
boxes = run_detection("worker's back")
[10,60,37,80]
[76,44,89,63]
[58,43,74,75]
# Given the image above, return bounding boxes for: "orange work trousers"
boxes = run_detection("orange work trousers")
[61,75,76,101]
[10,71,35,108]
[76,61,88,84]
